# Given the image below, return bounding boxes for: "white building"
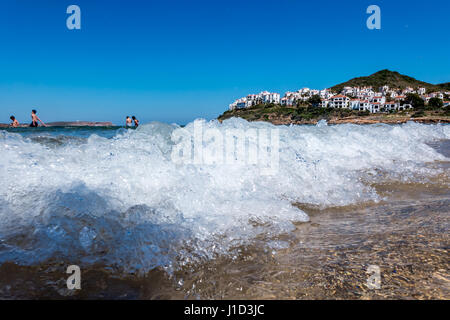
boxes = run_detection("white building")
[343,87,356,96]
[320,99,330,108]
[370,96,386,104]
[229,91,280,110]
[395,95,407,102]
[369,102,381,113]
[329,95,350,109]
[298,88,310,95]
[260,91,280,104]
[349,99,361,110]
[384,101,400,112]
[430,92,445,100]
[284,91,302,105]
[422,95,432,103]
[229,97,249,110]
[358,100,370,111]
[380,85,390,93]
[319,89,334,99]
[403,87,415,94]
[281,95,296,106]
[246,94,259,106]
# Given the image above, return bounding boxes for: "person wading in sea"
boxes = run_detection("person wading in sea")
[132,116,139,128]
[126,116,133,127]
[10,116,20,127]
[30,109,46,127]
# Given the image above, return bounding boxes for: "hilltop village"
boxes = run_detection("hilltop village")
[229,86,449,113]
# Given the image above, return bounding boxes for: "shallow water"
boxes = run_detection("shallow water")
[0,120,448,299]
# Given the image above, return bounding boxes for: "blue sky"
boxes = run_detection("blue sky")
[0,0,449,125]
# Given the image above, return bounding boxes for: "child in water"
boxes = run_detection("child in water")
[10,116,20,127]
[125,116,133,127]
[132,116,139,127]
[30,109,46,127]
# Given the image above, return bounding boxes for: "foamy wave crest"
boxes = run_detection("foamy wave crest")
[0,120,448,273]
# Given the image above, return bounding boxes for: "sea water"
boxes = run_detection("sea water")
[0,119,448,275]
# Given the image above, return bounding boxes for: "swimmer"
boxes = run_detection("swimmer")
[30,109,46,127]
[10,116,20,127]
[132,116,139,127]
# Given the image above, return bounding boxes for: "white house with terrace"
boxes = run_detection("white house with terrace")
[329,95,350,109]
[229,91,280,110]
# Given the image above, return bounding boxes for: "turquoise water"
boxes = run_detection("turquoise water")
[1,126,126,140]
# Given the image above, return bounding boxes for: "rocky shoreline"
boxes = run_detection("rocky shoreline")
[221,112,450,126]
[244,116,450,126]
[218,103,450,125]
[312,116,448,125]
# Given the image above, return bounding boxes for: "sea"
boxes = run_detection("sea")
[0,119,448,299]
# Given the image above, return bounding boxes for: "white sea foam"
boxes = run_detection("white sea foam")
[0,119,448,273]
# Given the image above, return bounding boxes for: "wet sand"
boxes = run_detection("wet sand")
[163,180,449,300]
[0,179,448,300]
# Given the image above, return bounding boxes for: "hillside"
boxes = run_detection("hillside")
[437,82,450,91]
[331,69,446,93]
[218,69,449,125]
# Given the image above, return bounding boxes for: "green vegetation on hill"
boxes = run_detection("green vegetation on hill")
[331,69,446,93]
[437,82,450,91]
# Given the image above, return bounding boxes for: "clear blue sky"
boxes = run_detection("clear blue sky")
[0,0,449,125]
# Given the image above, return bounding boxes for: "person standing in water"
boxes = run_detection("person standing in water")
[30,109,46,127]
[10,116,20,127]
[132,116,139,127]
[125,116,133,127]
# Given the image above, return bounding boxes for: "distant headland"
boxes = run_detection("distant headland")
[219,70,450,125]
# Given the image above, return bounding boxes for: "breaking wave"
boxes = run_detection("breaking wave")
[0,119,448,273]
